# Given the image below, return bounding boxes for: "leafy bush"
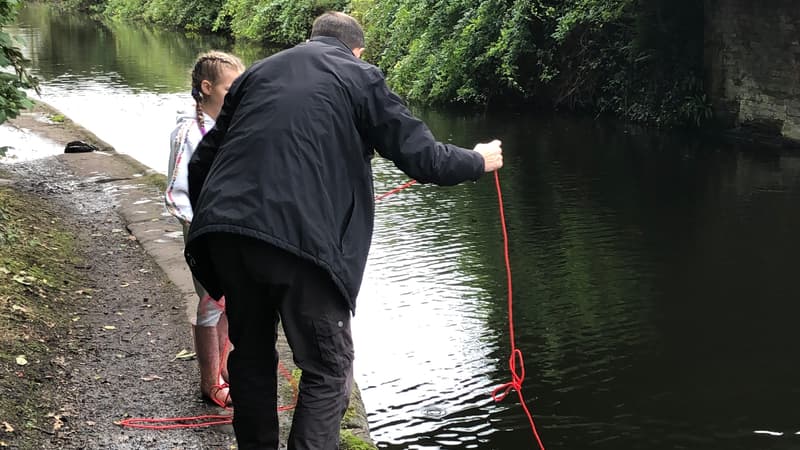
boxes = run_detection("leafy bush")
[0,0,38,124]
[53,0,711,126]
[356,0,709,126]
[215,0,348,45]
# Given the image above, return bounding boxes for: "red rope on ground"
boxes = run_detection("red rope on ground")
[489,171,546,450]
[116,414,234,430]
[118,302,299,430]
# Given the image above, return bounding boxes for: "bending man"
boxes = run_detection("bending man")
[185,11,503,450]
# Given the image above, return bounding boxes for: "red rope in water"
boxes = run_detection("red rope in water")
[489,171,546,450]
[374,179,418,201]
[377,174,546,448]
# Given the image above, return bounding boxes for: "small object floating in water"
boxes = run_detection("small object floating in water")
[64,140,98,153]
[421,406,446,419]
[753,430,784,436]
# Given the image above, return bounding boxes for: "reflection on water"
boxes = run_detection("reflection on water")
[10,3,800,449]
[0,123,64,163]
[9,4,269,174]
[359,162,503,447]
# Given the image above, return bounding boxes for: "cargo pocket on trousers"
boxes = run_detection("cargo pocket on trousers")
[313,317,354,376]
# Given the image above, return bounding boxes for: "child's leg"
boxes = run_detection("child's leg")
[196,294,230,406]
[216,309,230,382]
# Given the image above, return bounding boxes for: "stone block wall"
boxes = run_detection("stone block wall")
[705,0,800,140]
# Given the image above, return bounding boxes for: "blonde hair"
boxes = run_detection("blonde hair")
[190,51,245,133]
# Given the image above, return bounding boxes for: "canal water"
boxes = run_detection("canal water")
[8,4,800,449]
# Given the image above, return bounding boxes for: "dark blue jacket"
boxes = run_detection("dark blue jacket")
[185,36,485,312]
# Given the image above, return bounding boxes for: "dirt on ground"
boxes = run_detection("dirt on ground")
[0,102,373,450]
[0,152,237,449]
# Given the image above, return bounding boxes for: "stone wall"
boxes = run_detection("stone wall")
[705,0,800,140]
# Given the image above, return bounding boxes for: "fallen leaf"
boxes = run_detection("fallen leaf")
[85,421,95,426]
[1,421,13,432]
[138,268,149,274]
[15,355,27,366]
[111,228,123,233]
[141,374,163,382]
[0,440,7,447]
[173,349,196,361]
[12,276,31,286]
[119,283,129,288]
[71,316,80,322]
[46,413,63,432]
[11,305,28,313]
[0,267,10,275]
[102,325,116,330]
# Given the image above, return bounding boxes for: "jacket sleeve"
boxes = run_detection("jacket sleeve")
[358,68,484,186]
[165,120,195,223]
[188,74,244,210]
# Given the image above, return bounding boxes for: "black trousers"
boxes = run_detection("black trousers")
[207,233,354,450]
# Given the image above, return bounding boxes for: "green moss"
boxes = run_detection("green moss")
[339,429,376,450]
[136,173,167,192]
[48,114,66,123]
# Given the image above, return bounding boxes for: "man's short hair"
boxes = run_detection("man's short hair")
[310,12,365,50]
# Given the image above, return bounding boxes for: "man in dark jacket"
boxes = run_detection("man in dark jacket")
[185,11,503,450]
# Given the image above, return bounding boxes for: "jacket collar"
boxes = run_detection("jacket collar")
[309,36,352,53]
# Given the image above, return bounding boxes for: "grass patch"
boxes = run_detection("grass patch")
[48,114,66,123]
[0,185,81,449]
[340,429,376,450]
[136,172,167,192]
[284,367,375,449]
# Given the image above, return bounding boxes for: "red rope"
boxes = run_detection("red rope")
[116,414,233,429]
[374,179,417,201]
[375,175,546,448]
[119,174,545,444]
[118,300,298,430]
[489,171,546,450]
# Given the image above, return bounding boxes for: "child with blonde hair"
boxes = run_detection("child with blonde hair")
[165,51,245,407]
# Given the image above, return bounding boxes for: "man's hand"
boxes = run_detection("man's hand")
[473,139,503,172]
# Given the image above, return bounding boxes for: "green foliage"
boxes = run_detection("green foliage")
[96,0,224,32]
[104,0,146,21]
[215,0,348,44]
[53,0,107,14]
[52,0,711,127]
[356,0,709,126]
[0,0,38,125]
[141,0,224,31]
